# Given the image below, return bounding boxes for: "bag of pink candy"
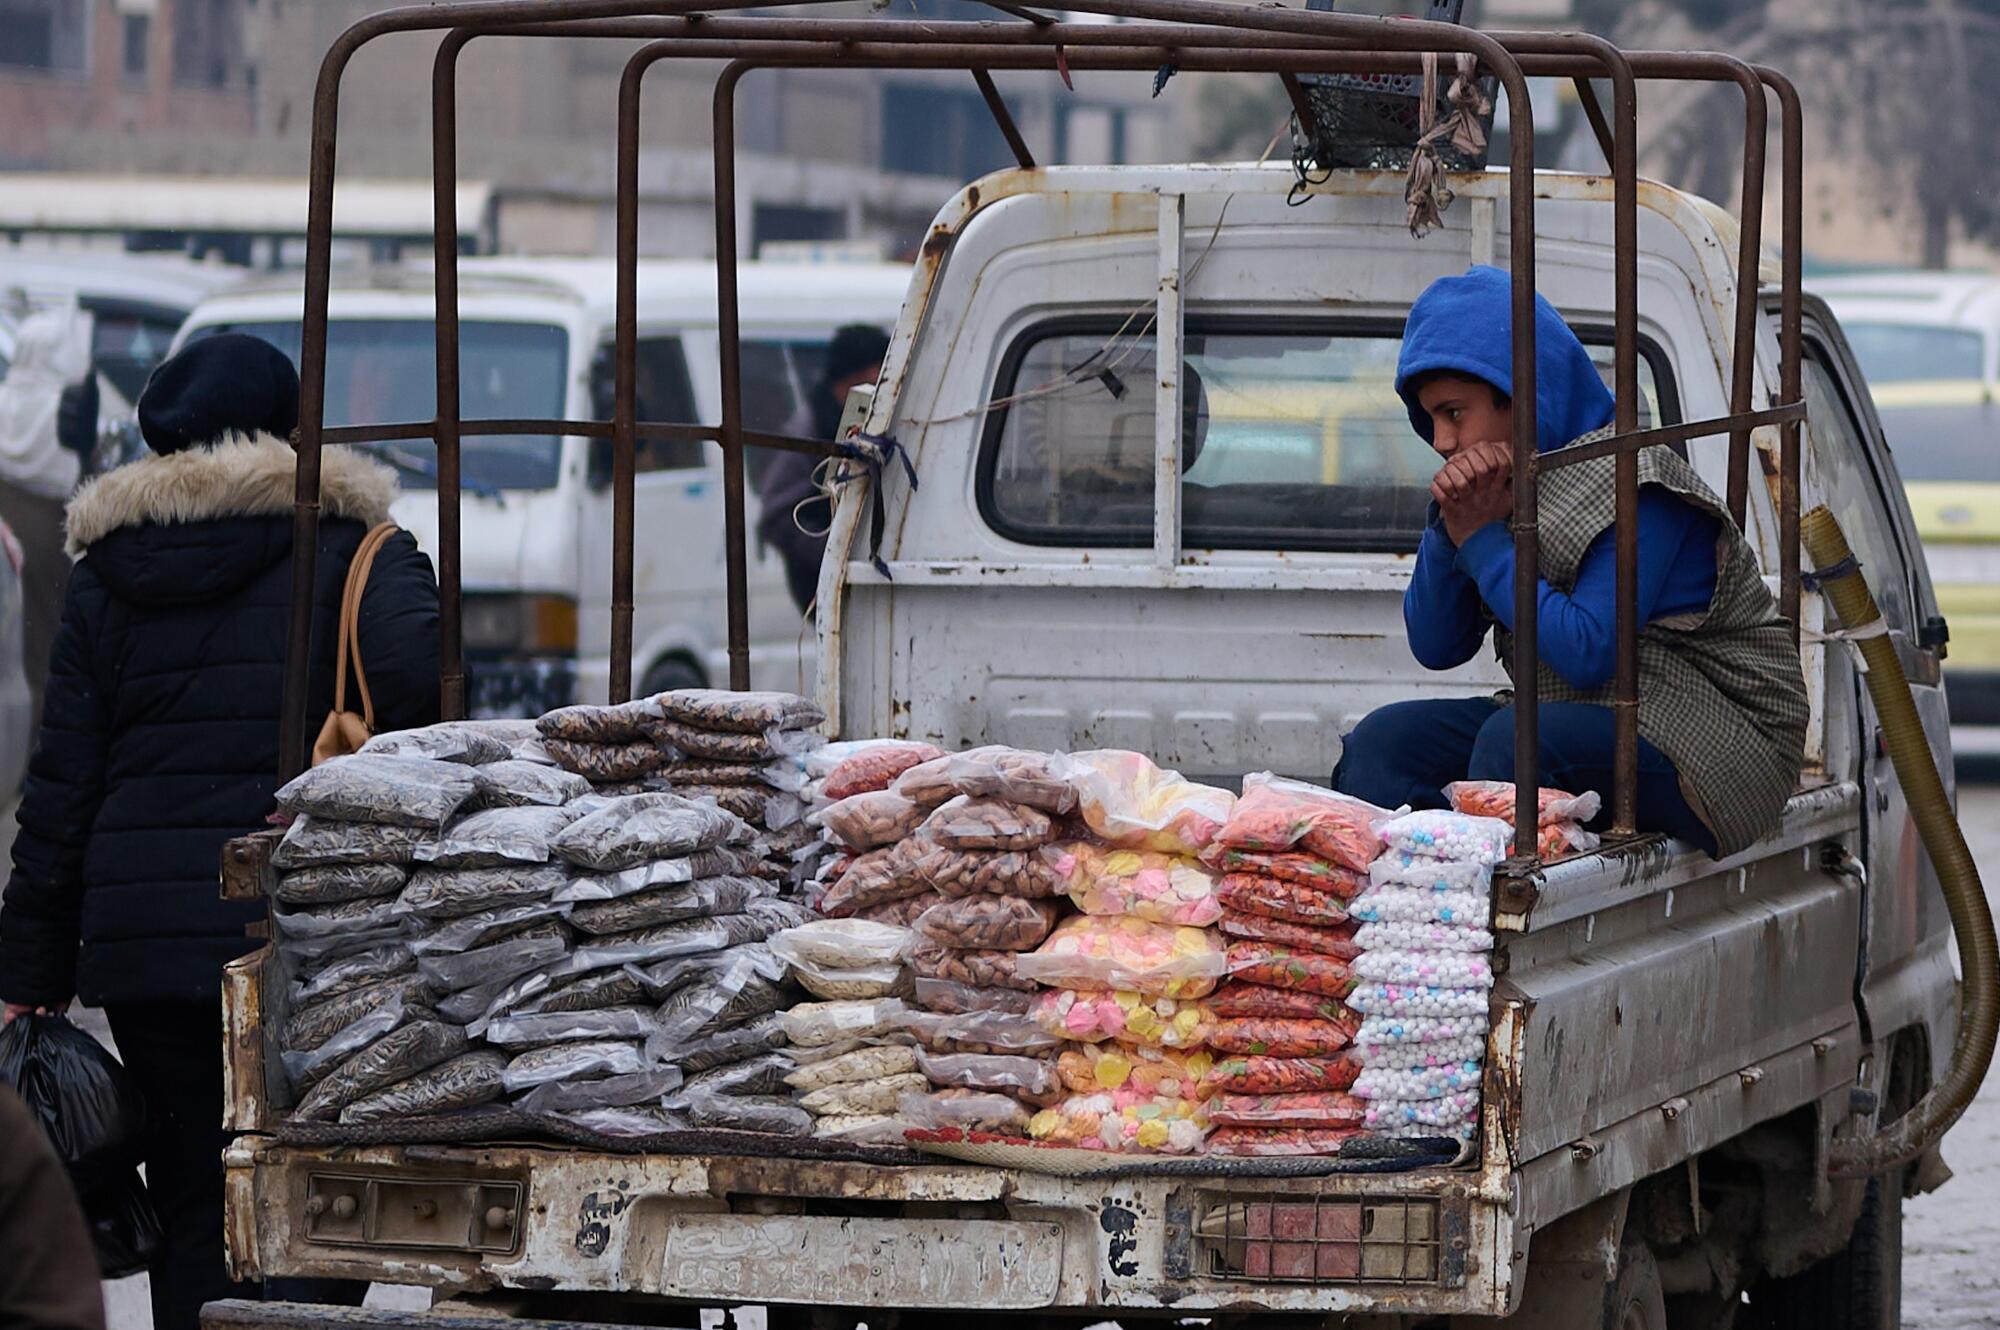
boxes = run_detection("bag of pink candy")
[1046,841,1223,927]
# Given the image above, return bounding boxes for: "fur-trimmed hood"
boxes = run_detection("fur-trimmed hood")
[65,432,396,558]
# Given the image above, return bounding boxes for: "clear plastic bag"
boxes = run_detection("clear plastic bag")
[1206,1125,1365,1156]
[1353,1014,1487,1047]
[396,864,571,921]
[273,815,436,870]
[1202,1055,1361,1097]
[1225,942,1356,998]
[914,1050,1062,1105]
[1359,1092,1481,1130]
[542,738,670,783]
[892,746,1078,814]
[1536,822,1602,859]
[537,697,665,744]
[1345,984,1490,1019]
[437,968,550,1027]
[799,1072,929,1117]
[338,1050,509,1123]
[788,960,909,1002]
[569,912,779,973]
[784,1044,918,1093]
[551,795,748,871]
[770,919,912,972]
[1445,780,1602,828]
[676,783,781,826]
[900,1088,1032,1136]
[818,840,933,916]
[293,1021,469,1122]
[1352,1060,1483,1101]
[360,724,514,766]
[283,995,419,1094]
[622,940,789,1002]
[912,896,1062,952]
[1346,886,1491,929]
[1026,1092,1208,1153]
[1050,843,1223,927]
[271,897,407,941]
[409,901,568,955]
[657,688,823,734]
[911,978,1034,1016]
[553,847,763,903]
[512,968,649,1017]
[1212,774,1394,873]
[679,1051,797,1099]
[661,758,788,789]
[568,875,769,936]
[907,942,1037,993]
[677,1012,789,1074]
[652,963,789,1048]
[1377,811,1513,866]
[276,924,410,967]
[1029,989,1213,1050]
[909,840,1064,901]
[277,755,483,830]
[811,1114,908,1145]
[1207,982,1357,1027]
[1054,1043,1212,1099]
[1206,1089,1366,1129]
[516,1065,684,1115]
[916,796,1055,851]
[895,1009,1060,1057]
[283,973,430,1056]
[501,1039,650,1093]
[852,890,943,928]
[1209,1016,1357,1058]
[290,945,417,1006]
[272,863,407,907]
[417,920,570,992]
[780,998,910,1047]
[1013,915,1226,999]
[469,761,593,810]
[1067,750,1235,855]
[1367,850,1492,893]
[1218,912,1362,960]
[677,1087,813,1135]
[648,719,822,765]
[1213,874,1352,927]
[555,1106,688,1137]
[416,806,585,869]
[1200,847,1368,896]
[822,741,946,800]
[1353,1035,1485,1069]
[483,1007,659,1048]
[1350,950,1495,989]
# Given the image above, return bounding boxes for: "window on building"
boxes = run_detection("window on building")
[172,0,239,88]
[882,82,1018,179]
[751,203,844,254]
[0,0,89,73]
[123,13,149,80]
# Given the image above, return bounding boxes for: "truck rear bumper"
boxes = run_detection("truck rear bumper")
[220,1139,1512,1318]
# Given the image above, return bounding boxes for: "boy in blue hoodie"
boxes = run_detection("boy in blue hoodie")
[1331,267,1806,856]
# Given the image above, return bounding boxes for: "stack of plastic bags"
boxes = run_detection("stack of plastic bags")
[1188,773,1391,1157]
[1346,807,1507,1144]
[1446,780,1601,861]
[767,918,923,1143]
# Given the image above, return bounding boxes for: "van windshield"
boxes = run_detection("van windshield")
[1868,390,1999,484]
[190,319,570,491]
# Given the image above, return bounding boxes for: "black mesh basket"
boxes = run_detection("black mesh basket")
[1295,0,1497,172]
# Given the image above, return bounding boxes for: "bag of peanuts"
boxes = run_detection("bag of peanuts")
[917,796,1057,851]
[912,896,1064,952]
[813,790,931,852]
[906,839,1064,900]
[908,942,1039,993]
[892,746,1078,814]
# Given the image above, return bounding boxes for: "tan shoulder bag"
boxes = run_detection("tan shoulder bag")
[312,522,400,766]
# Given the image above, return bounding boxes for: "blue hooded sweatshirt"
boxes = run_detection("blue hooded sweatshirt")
[1395,266,1720,689]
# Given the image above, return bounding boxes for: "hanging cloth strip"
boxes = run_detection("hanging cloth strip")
[830,431,919,581]
[1406,52,1491,238]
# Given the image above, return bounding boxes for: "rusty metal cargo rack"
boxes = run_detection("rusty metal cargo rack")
[278,0,1806,864]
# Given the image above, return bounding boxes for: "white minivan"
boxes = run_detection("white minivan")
[175,257,912,714]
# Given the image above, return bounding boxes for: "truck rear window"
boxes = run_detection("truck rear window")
[978,319,1672,553]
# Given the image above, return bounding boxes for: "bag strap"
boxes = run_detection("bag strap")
[333,523,399,732]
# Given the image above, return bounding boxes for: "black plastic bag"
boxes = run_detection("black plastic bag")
[0,1013,162,1276]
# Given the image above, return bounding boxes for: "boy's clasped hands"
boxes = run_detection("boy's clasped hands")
[1433,438,1514,545]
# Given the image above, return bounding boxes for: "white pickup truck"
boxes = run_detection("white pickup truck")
[213,160,1968,1329]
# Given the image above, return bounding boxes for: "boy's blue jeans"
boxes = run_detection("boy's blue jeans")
[1330,697,1717,855]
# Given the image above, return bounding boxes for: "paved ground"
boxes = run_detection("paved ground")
[4,772,1997,1328]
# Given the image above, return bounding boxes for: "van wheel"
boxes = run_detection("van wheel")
[1742,1170,1902,1330]
[1608,1239,1668,1330]
[640,656,706,696]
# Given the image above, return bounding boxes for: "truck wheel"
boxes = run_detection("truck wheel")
[641,655,706,695]
[1743,1169,1902,1330]
[1607,1239,1668,1330]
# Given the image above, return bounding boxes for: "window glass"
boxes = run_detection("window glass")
[1839,322,1985,384]
[198,319,570,491]
[633,336,703,473]
[1866,389,1998,484]
[1803,344,1913,632]
[982,322,1668,552]
[87,309,184,403]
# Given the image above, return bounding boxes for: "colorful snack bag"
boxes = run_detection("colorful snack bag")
[1225,941,1356,998]
[1211,773,1393,873]
[1049,843,1223,927]
[1359,1091,1481,1130]
[1218,911,1362,959]
[1027,1091,1210,1154]
[1013,915,1226,999]
[1030,988,1214,1050]
[1066,749,1236,855]
[1351,921,1496,954]
[1346,887,1490,929]
[1350,949,1495,990]
[1352,1061,1484,1101]
[1055,1044,1214,1100]
[1206,1089,1366,1128]
[1444,780,1601,827]
[1209,1016,1356,1058]
[1367,851,1491,893]
[1201,848,1368,896]
[1202,1054,1361,1097]
[1208,982,1357,1028]
[1207,1125,1365,1156]
[1346,984,1489,1019]
[1214,874,1354,927]
[1352,1014,1487,1047]
[1354,1034,1486,1070]
[1377,810,1512,866]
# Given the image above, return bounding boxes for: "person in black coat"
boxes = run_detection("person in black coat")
[0,334,441,1330]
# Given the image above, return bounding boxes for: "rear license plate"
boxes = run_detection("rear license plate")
[661,1214,1065,1307]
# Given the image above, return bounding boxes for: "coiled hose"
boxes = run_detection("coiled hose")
[1802,505,1998,1176]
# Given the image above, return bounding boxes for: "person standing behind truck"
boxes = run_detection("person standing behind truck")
[1332,266,1808,858]
[0,334,442,1330]
[756,323,890,613]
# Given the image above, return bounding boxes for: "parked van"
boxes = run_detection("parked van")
[173,257,912,714]
[1813,272,1999,727]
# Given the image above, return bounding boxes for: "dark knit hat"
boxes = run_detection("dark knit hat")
[137,333,301,455]
[821,324,890,385]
